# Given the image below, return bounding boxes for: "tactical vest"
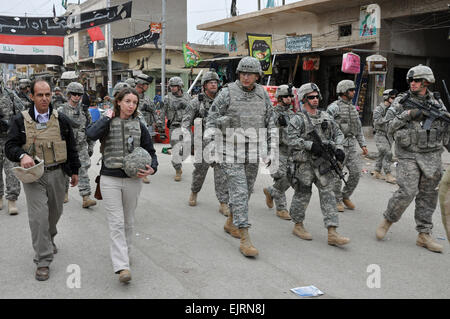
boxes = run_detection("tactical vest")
[139,93,154,125]
[275,104,294,154]
[394,92,449,153]
[102,117,141,169]
[335,100,360,137]
[22,110,67,165]
[166,92,190,127]
[227,82,266,137]
[58,103,88,146]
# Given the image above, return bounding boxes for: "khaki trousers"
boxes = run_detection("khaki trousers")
[100,175,143,273]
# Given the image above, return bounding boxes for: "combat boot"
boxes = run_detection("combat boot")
[376,218,393,240]
[343,198,355,210]
[8,200,18,215]
[64,192,69,203]
[82,196,97,208]
[416,233,443,253]
[239,228,259,257]
[336,201,345,212]
[327,226,350,246]
[224,213,240,238]
[219,203,230,216]
[119,269,131,283]
[263,188,274,209]
[276,209,291,220]
[189,192,197,206]
[371,170,384,180]
[385,173,396,184]
[293,222,312,240]
[142,176,150,184]
[174,168,182,182]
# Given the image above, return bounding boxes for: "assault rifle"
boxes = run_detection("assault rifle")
[302,110,348,187]
[400,92,450,130]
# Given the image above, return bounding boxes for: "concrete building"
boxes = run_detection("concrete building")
[198,0,450,125]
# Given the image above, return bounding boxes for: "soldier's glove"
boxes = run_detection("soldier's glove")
[277,115,287,127]
[310,142,323,157]
[335,149,345,163]
[409,109,424,121]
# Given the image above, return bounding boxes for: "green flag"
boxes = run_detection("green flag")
[183,43,201,67]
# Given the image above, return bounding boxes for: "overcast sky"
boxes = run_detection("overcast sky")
[0,0,301,44]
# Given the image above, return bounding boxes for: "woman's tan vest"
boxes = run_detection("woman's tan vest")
[22,110,67,165]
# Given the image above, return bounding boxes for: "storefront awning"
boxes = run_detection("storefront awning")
[274,41,377,57]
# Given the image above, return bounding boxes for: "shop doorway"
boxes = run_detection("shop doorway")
[393,68,409,93]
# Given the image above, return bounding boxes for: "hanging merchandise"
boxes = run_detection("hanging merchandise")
[342,52,361,74]
[302,56,320,71]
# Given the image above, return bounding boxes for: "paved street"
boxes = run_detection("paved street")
[1,135,449,299]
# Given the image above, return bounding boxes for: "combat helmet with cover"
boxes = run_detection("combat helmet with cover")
[298,83,322,101]
[168,76,184,87]
[66,82,84,95]
[112,82,130,97]
[201,71,220,86]
[236,56,262,76]
[406,64,435,84]
[12,157,44,184]
[336,80,356,94]
[123,147,153,178]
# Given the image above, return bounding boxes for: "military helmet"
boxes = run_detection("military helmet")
[67,82,84,95]
[275,84,294,98]
[236,56,262,76]
[298,83,322,101]
[336,80,356,94]
[136,74,154,85]
[12,157,44,184]
[125,78,136,88]
[201,71,220,86]
[19,79,31,89]
[382,89,398,101]
[168,76,184,87]
[53,86,62,92]
[123,147,153,178]
[406,64,435,84]
[112,82,130,97]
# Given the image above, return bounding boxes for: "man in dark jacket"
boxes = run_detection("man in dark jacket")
[5,79,80,281]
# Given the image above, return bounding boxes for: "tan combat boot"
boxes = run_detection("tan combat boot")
[142,176,150,184]
[385,173,396,184]
[239,228,259,257]
[189,192,197,206]
[337,201,345,212]
[371,170,384,180]
[82,196,97,208]
[343,198,355,210]
[219,203,230,216]
[224,213,240,238]
[174,168,182,182]
[416,233,443,253]
[327,226,350,246]
[276,210,291,220]
[263,188,274,209]
[64,192,69,203]
[293,222,312,240]
[376,218,393,240]
[119,269,132,283]
[8,200,18,215]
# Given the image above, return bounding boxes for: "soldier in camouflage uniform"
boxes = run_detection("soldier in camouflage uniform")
[58,82,96,208]
[0,77,25,215]
[17,79,32,109]
[327,80,368,212]
[206,56,275,257]
[159,76,192,181]
[51,86,67,109]
[183,71,230,216]
[135,74,156,184]
[288,83,349,246]
[376,65,450,253]
[263,84,295,221]
[371,89,398,184]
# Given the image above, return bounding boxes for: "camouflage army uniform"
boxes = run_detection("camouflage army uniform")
[288,110,344,227]
[58,102,94,197]
[206,80,275,228]
[373,102,393,174]
[0,89,23,201]
[266,102,295,211]
[51,94,67,109]
[138,92,157,129]
[161,91,192,170]
[182,93,229,204]
[17,91,32,110]
[327,97,366,202]
[383,90,450,233]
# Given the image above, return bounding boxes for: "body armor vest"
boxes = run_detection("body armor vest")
[373,103,389,134]
[58,103,88,146]
[335,100,360,137]
[22,110,67,165]
[275,104,294,154]
[166,92,190,127]
[103,117,141,169]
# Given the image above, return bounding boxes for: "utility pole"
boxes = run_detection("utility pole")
[161,0,166,98]
[106,0,113,96]
[257,0,261,10]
